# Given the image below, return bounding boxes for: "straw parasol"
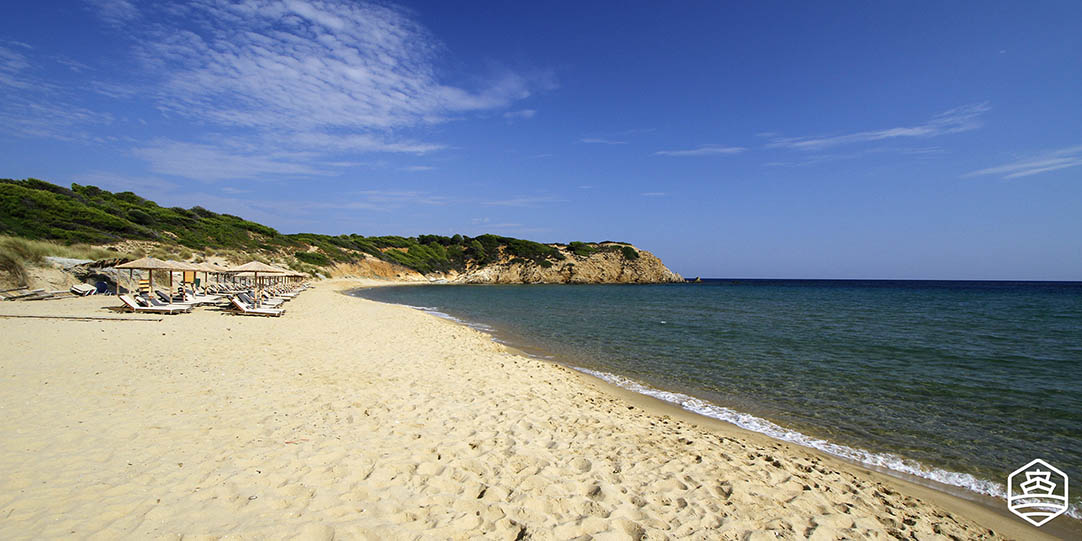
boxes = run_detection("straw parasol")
[115,256,176,297]
[230,261,285,307]
[164,260,202,299]
[192,262,219,288]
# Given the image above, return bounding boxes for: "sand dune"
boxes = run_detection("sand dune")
[0,281,1060,539]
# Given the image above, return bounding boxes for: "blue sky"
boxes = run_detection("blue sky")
[1,1,1080,279]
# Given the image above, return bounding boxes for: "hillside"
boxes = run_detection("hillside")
[0,178,682,286]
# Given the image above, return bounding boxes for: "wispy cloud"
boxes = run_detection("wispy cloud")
[767,103,990,151]
[482,195,565,207]
[37,0,552,181]
[964,144,1082,179]
[764,146,946,168]
[349,190,452,209]
[503,109,536,121]
[0,99,114,142]
[640,192,667,197]
[0,45,32,89]
[132,139,333,181]
[580,137,627,145]
[401,165,435,172]
[127,2,542,134]
[655,145,745,157]
[85,0,139,26]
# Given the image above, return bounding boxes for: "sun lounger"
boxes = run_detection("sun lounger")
[119,295,189,314]
[229,297,284,317]
[155,289,199,306]
[140,293,195,311]
[239,292,284,307]
[183,286,221,304]
[70,284,96,296]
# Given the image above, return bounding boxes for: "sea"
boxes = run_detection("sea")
[350,280,1082,520]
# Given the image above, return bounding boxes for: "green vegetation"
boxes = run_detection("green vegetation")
[0,178,642,277]
[621,246,640,260]
[294,251,331,266]
[568,241,597,257]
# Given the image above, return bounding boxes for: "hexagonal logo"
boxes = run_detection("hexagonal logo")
[1007,459,1069,527]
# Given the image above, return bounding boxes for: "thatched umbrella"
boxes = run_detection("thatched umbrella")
[199,262,231,288]
[165,260,201,300]
[194,262,227,289]
[230,261,285,307]
[116,256,176,297]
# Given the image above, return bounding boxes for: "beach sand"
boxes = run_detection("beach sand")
[0,280,1063,540]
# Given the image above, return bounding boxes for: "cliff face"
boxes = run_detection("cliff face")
[326,255,427,282]
[447,245,683,284]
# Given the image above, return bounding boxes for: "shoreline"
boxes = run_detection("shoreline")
[349,281,1082,539]
[0,279,1071,539]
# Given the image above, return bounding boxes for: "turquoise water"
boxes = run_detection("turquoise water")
[352,280,1082,517]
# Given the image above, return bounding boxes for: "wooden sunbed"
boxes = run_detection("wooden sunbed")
[229,297,284,317]
[119,295,190,314]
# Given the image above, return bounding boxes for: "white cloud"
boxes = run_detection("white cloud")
[353,190,451,207]
[288,132,444,154]
[127,1,541,136]
[580,138,627,145]
[503,109,536,120]
[70,0,550,180]
[0,99,114,141]
[401,165,435,172]
[763,146,946,168]
[767,103,989,151]
[640,192,666,197]
[964,144,1082,179]
[655,145,745,157]
[482,195,565,207]
[132,139,333,181]
[0,45,31,89]
[84,0,139,26]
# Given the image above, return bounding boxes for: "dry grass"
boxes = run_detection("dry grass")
[0,236,133,286]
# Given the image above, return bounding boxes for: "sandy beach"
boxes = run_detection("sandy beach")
[0,280,1062,540]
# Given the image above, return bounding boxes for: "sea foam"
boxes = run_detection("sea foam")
[399,302,1081,521]
[573,367,1082,520]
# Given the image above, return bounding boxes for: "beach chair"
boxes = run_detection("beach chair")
[118,295,189,314]
[141,293,195,312]
[239,291,284,307]
[229,296,285,317]
[70,284,96,296]
[181,286,221,305]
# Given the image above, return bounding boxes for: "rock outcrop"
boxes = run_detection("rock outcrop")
[449,244,682,284]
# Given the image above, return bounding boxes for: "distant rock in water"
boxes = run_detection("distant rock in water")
[445,244,683,284]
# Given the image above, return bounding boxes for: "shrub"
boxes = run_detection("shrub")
[295,251,331,266]
[621,246,640,260]
[568,241,596,257]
